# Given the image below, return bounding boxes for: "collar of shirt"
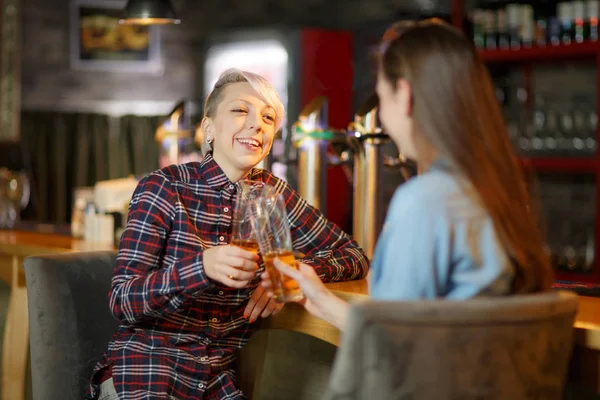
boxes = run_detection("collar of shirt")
[199,152,264,192]
[199,152,238,192]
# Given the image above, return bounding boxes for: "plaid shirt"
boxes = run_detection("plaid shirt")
[87,153,369,400]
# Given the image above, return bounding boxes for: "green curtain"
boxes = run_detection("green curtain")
[113,114,161,178]
[20,111,160,224]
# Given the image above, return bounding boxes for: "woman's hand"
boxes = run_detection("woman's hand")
[203,245,259,288]
[243,285,284,323]
[260,259,350,329]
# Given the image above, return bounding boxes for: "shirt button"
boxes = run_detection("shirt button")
[218,290,224,295]
[224,207,229,212]
[219,236,225,242]
[198,383,205,389]
[229,184,234,190]
[212,318,218,322]
[200,356,208,362]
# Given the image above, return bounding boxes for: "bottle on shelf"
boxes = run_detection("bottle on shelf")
[539,175,595,274]
[535,3,549,46]
[522,4,535,47]
[507,3,523,48]
[588,0,599,40]
[472,0,600,49]
[585,102,598,152]
[545,108,561,153]
[573,104,588,151]
[497,7,511,48]
[574,0,586,42]
[485,8,498,49]
[559,2,574,44]
[472,9,486,49]
[532,95,548,154]
[584,230,595,272]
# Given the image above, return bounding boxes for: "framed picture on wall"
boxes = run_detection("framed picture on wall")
[69,0,163,74]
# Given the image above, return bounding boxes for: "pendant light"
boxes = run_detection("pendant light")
[119,0,181,25]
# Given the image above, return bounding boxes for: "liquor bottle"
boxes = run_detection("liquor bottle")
[534,2,549,46]
[521,4,535,47]
[573,0,586,42]
[559,110,575,154]
[587,0,599,41]
[548,4,562,46]
[583,230,595,272]
[545,109,560,154]
[586,105,598,152]
[485,9,498,49]
[507,3,522,48]
[572,105,587,151]
[472,8,486,49]
[564,243,578,271]
[533,0,552,47]
[558,2,574,44]
[532,96,548,155]
[497,7,510,49]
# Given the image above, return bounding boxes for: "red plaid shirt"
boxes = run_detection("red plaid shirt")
[87,153,369,400]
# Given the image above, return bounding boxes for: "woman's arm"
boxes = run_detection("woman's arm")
[109,173,215,325]
[264,173,369,282]
[314,288,352,330]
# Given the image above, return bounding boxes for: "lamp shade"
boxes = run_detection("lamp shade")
[120,0,181,25]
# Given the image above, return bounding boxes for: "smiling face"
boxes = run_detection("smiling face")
[202,82,277,181]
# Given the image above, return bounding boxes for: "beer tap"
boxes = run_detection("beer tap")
[292,97,349,211]
[347,93,415,258]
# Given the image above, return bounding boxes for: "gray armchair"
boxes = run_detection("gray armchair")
[325,291,579,400]
[24,251,119,400]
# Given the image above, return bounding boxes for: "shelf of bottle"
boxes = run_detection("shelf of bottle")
[554,270,599,284]
[519,157,598,172]
[478,41,599,63]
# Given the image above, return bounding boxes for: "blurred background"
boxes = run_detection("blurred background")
[2,0,600,288]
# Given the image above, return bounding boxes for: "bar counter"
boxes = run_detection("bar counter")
[1,230,599,398]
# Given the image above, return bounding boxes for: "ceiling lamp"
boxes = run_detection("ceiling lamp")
[119,0,181,25]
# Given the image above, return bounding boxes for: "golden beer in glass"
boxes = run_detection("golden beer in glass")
[248,193,303,302]
[230,181,274,256]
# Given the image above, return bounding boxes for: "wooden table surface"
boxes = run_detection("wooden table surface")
[0,229,114,257]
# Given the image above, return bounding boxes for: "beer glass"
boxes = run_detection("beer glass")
[230,181,274,255]
[248,192,303,302]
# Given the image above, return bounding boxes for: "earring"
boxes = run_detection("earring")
[206,136,213,144]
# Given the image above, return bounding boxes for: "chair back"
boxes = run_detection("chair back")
[24,251,119,400]
[325,291,579,400]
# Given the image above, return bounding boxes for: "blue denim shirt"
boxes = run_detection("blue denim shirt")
[369,160,515,300]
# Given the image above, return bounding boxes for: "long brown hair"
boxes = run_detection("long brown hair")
[379,19,553,293]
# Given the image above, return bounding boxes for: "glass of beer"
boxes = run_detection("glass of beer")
[230,181,273,255]
[248,193,303,302]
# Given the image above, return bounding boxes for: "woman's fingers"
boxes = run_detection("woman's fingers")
[273,258,303,280]
[218,266,255,288]
[224,254,259,272]
[222,275,251,289]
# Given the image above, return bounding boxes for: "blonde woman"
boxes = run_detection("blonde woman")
[87,68,369,400]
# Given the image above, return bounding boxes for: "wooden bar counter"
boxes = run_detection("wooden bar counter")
[1,229,600,398]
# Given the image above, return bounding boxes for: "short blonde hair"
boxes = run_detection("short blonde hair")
[198,68,285,155]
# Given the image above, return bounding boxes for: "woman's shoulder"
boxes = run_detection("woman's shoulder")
[147,162,205,184]
[388,170,483,223]
[390,171,458,207]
